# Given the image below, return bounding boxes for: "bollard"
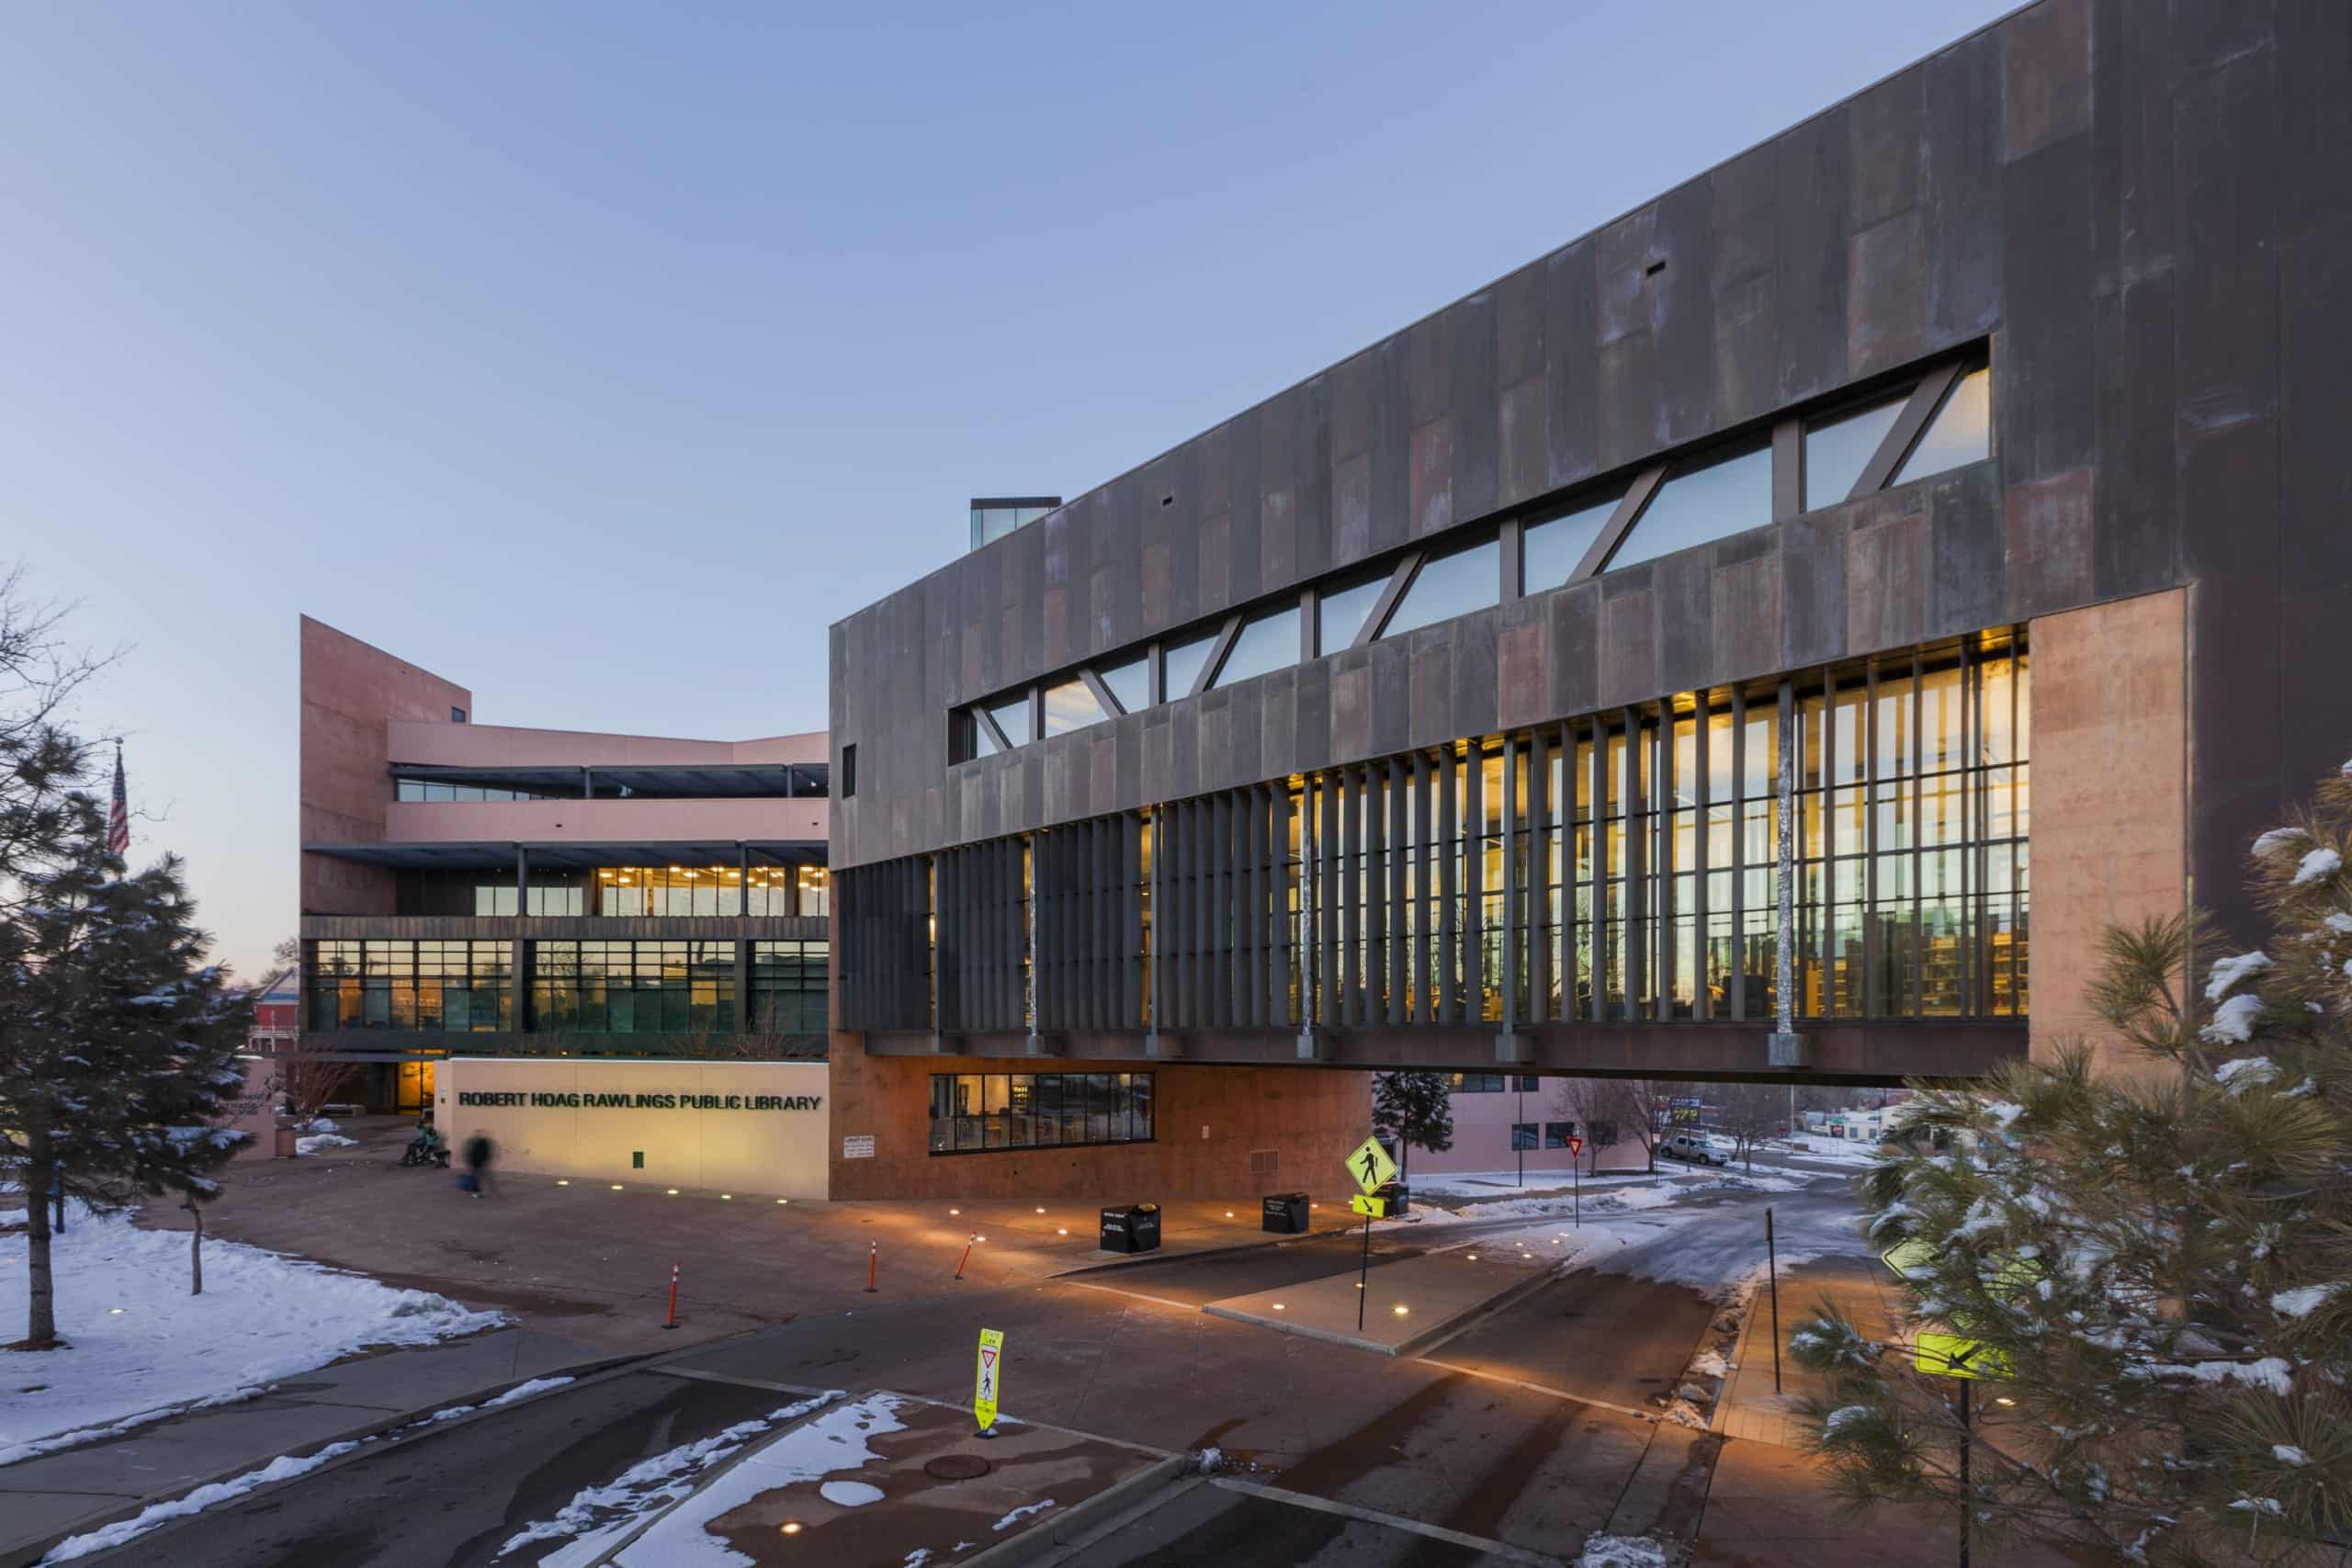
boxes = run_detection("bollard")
[662,1263,680,1331]
[865,1238,877,1293]
[954,1234,975,1281]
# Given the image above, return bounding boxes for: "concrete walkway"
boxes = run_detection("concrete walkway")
[0,1326,613,1567]
[1710,1252,1907,1448]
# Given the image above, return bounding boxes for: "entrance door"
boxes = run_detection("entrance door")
[394,1060,438,1114]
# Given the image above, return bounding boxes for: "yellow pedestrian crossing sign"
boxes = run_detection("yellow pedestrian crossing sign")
[974,1327,1004,1431]
[1915,1331,2011,1381]
[1346,1135,1397,1194]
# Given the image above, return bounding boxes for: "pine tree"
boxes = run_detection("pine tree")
[1372,1071,1453,1182]
[1790,759,2352,1565]
[2,791,254,1348]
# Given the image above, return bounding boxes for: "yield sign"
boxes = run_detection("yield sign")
[1346,1135,1398,1195]
[1566,1135,1585,1157]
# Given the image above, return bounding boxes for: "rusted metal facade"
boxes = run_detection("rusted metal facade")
[830,0,2352,1082]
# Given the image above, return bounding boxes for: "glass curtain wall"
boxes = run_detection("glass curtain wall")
[592,865,819,917]
[530,941,736,1033]
[750,940,830,1032]
[306,940,512,1031]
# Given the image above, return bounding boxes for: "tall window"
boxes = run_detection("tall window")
[928,1072,1154,1154]
[589,865,815,917]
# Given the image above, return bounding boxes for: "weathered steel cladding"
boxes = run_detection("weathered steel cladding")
[831,0,2352,952]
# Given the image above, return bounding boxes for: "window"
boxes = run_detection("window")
[451,707,467,724]
[1522,493,1619,592]
[473,884,584,917]
[1607,439,1771,570]
[1447,1071,1506,1093]
[1162,629,1219,702]
[305,940,511,1032]
[1893,366,1992,487]
[985,694,1032,750]
[1210,604,1300,690]
[396,778,565,803]
[751,941,828,1033]
[797,865,830,919]
[928,1072,1154,1154]
[840,744,856,797]
[1317,570,1388,654]
[1042,679,1109,738]
[531,941,736,1033]
[1803,393,1907,510]
[593,865,801,918]
[1382,535,1499,640]
[1099,656,1149,716]
[1511,1122,1538,1151]
[1544,1122,1576,1149]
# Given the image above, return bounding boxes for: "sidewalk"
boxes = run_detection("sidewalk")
[0,1326,611,1567]
[1711,1252,1905,1448]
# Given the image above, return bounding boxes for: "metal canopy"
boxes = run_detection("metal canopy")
[302,840,824,870]
[385,761,828,799]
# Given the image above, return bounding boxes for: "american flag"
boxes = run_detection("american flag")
[107,743,130,857]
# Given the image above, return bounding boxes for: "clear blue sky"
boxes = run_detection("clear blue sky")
[0,1,2009,981]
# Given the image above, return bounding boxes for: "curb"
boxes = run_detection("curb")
[956,1454,1191,1568]
[1046,1221,1364,1280]
[1201,1257,1565,1359]
[0,1347,652,1568]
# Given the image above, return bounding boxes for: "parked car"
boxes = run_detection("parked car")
[1660,1132,1729,1167]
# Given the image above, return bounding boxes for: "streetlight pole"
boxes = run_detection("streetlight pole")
[1515,1078,1523,1188]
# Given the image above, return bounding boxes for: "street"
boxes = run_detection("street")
[17,1146,1987,1567]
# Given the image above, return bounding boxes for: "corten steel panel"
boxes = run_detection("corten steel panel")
[827,0,2333,1043]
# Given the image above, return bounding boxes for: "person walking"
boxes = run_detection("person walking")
[460,1132,495,1198]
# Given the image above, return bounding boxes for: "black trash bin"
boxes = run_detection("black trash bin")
[1099,1202,1162,1254]
[1261,1191,1311,1234]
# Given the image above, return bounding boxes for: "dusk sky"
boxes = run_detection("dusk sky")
[0,1,2008,982]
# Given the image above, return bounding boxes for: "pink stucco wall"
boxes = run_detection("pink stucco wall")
[386,719,824,771]
[384,795,827,844]
[1406,1084,1653,1178]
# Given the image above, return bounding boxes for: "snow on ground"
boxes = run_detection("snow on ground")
[1416,1177,1696,1225]
[496,1392,841,1565]
[295,1134,358,1156]
[1577,1533,1669,1568]
[0,1201,503,1466]
[1778,1134,1886,1167]
[615,1393,908,1565]
[42,1375,581,1562]
[1405,1169,1665,1199]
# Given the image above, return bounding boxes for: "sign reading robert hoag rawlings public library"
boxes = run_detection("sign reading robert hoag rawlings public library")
[435,1058,833,1200]
[457,1089,822,1112]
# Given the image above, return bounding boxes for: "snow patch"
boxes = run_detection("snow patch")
[2292,847,2342,887]
[2201,995,2264,1046]
[1687,1348,1730,1380]
[1,1202,503,1466]
[819,1480,884,1506]
[1577,1533,1670,1568]
[40,1440,364,1562]
[2215,1056,2280,1094]
[495,1393,840,1562]
[2273,1445,2310,1467]
[613,1393,906,1565]
[2272,1283,2341,1318]
[295,1134,358,1156]
[992,1498,1057,1531]
[1194,1446,1224,1472]
[2252,828,2305,858]
[2204,951,2272,1000]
